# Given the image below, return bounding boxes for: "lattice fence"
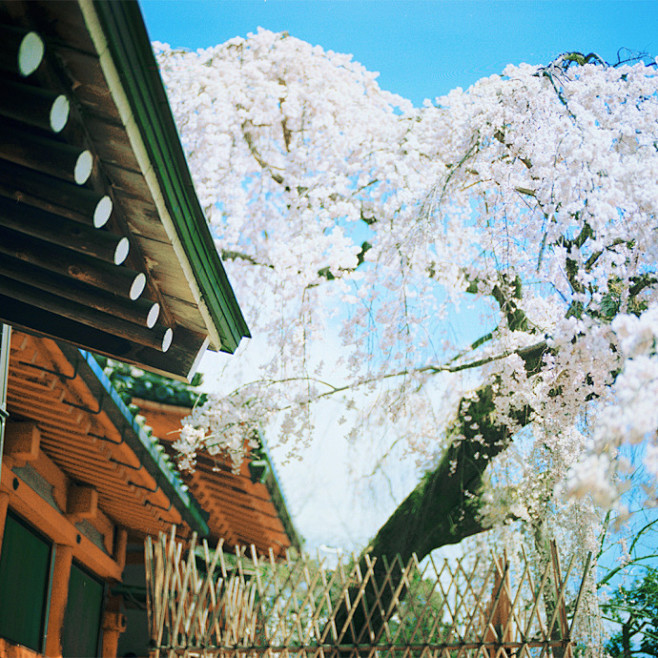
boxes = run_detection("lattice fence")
[145,528,591,657]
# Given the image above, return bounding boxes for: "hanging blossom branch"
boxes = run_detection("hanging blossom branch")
[156,34,658,532]
[219,339,549,414]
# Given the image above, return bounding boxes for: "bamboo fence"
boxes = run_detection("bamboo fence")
[145,528,591,658]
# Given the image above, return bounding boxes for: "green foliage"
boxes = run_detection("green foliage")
[597,275,650,323]
[94,356,207,409]
[603,567,658,657]
[387,568,451,649]
[247,442,271,484]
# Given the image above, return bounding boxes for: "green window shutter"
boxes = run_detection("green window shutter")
[61,561,104,657]
[0,511,52,652]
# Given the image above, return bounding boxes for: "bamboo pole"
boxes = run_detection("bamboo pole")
[550,541,570,640]
[172,532,198,648]
[145,535,156,642]
[195,539,223,645]
[545,549,576,644]
[298,554,329,646]
[567,552,592,636]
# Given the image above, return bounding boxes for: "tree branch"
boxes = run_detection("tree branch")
[330,383,534,640]
[220,249,275,269]
[231,339,548,414]
[242,121,285,184]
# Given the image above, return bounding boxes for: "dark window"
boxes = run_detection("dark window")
[0,511,52,652]
[61,560,104,657]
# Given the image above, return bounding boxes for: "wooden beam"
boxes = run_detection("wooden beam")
[0,26,44,77]
[0,78,69,132]
[0,226,145,300]
[0,159,112,227]
[0,274,173,352]
[0,122,93,185]
[0,463,122,581]
[0,256,160,327]
[66,483,98,523]
[0,294,132,361]
[32,447,69,513]
[44,544,73,658]
[4,420,40,467]
[2,297,202,379]
[0,196,128,265]
[114,526,128,572]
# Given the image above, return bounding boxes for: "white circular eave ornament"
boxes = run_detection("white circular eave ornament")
[146,303,160,328]
[18,32,44,77]
[50,95,69,132]
[113,237,130,265]
[129,272,146,301]
[74,150,93,185]
[93,196,112,228]
[161,328,173,353]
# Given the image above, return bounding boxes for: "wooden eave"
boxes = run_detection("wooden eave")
[133,398,302,557]
[0,0,249,380]
[5,330,209,538]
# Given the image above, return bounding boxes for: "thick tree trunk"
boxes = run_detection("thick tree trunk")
[369,386,531,562]
[621,621,632,658]
[333,382,535,644]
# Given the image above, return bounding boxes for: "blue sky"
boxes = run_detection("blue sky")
[140,0,657,105]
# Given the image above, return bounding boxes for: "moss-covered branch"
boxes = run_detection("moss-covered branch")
[367,385,532,562]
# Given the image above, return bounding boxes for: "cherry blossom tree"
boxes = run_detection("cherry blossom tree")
[154,33,658,575]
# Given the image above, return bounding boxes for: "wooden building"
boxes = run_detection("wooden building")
[130,396,299,558]
[0,1,297,656]
[0,331,211,657]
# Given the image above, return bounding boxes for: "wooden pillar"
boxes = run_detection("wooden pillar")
[44,544,73,658]
[0,491,8,550]
[101,604,126,658]
[114,526,128,572]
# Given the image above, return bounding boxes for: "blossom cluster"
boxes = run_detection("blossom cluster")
[155,34,658,526]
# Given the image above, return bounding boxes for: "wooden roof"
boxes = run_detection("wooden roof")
[5,330,209,537]
[134,399,301,558]
[0,0,249,379]
[4,330,299,555]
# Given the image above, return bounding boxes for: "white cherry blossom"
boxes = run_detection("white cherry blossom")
[154,34,658,530]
